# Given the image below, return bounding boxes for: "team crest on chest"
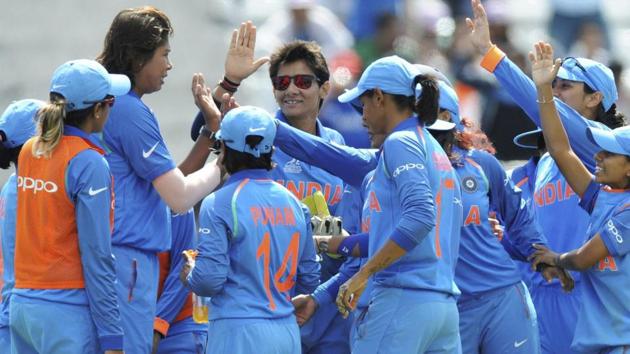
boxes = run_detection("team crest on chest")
[462,176,478,193]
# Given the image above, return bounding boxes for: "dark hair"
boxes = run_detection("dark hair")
[582,85,626,128]
[412,75,440,126]
[0,144,22,169]
[97,6,172,86]
[222,136,273,174]
[269,41,329,84]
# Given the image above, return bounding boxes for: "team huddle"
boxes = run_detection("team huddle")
[1,0,629,353]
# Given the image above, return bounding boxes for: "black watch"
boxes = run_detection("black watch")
[198,125,216,140]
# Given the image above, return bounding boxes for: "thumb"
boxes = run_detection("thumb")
[252,57,270,71]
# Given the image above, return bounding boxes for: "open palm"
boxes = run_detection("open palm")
[529,41,561,87]
[224,21,269,83]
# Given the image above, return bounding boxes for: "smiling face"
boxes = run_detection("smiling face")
[594,150,630,188]
[133,42,172,96]
[273,60,329,123]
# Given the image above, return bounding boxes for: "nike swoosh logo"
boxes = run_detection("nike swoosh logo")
[142,142,160,159]
[88,187,108,196]
[249,127,266,133]
[514,339,528,348]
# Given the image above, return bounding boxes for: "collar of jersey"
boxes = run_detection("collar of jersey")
[389,115,419,134]
[275,109,324,137]
[64,124,105,149]
[225,169,272,186]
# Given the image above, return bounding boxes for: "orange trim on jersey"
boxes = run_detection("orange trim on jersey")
[154,317,170,337]
[15,136,110,289]
[516,177,529,188]
[465,157,482,171]
[602,186,630,193]
[480,45,506,73]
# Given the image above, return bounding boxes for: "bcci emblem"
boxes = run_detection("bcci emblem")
[462,176,478,193]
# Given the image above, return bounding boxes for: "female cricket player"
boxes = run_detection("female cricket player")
[529,41,630,353]
[11,59,129,354]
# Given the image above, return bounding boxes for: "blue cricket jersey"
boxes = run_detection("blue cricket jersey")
[100,91,175,252]
[454,148,546,297]
[573,181,630,352]
[0,174,17,330]
[368,117,461,294]
[188,169,320,321]
[272,111,346,215]
[14,126,123,350]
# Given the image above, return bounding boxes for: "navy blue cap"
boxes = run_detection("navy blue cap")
[513,128,543,150]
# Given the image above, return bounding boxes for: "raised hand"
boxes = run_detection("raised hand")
[466,0,493,55]
[219,92,240,117]
[529,41,562,87]
[224,21,270,84]
[192,73,221,132]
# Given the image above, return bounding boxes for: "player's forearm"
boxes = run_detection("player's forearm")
[154,160,221,213]
[537,85,572,158]
[178,135,214,176]
[359,240,406,277]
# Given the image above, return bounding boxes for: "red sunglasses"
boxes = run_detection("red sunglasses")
[271,75,321,91]
[83,96,115,107]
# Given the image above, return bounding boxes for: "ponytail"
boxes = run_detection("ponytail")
[32,94,65,157]
[412,75,440,126]
[596,103,625,129]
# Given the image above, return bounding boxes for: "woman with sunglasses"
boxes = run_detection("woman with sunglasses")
[279,68,565,353]
[190,22,350,354]
[10,59,129,354]
[466,1,625,352]
[528,41,630,354]
[0,99,44,350]
[96,7,223,353]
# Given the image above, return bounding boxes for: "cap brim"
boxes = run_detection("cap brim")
[427,119,456,131]
[338,87,366,103]
[586,126,626,155]
[557,66,585,84]
[513,129,543,149]
[108,74,131,97]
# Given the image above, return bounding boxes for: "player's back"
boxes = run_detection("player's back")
[204,171,319,321]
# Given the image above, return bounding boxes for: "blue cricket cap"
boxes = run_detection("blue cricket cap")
[0,99,46,148]
[50,59,130,112]
[338,55,418,104]
[437,81,461,130]
[513,128,543,149]
[216,106,276,157]
[556,57,618,111]
[586,125,630,156]
[414,64,452,87]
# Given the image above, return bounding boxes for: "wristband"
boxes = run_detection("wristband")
[218,80,238,93]
[198,125,216,140]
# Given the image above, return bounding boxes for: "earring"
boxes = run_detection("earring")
[95,115,100,120]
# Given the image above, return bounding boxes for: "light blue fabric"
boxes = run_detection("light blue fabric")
[206,317,299,354]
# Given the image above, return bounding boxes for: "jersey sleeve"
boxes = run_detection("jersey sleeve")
[579,180,601,214]
[187,195,230,297]
[274,120,377,188]
[67,150,123,351]
[295,204,321,295]
[473,150,547,257]
[383,134,436,251]
[483,47,610,171]
[154,211,195,335]
[311,257,361,306]
[599,207,630,257]
[107,102,175,181]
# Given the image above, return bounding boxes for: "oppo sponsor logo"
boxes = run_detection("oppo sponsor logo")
[17,176,58,194]
[392,162,425,178]
[607,219,623,243]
